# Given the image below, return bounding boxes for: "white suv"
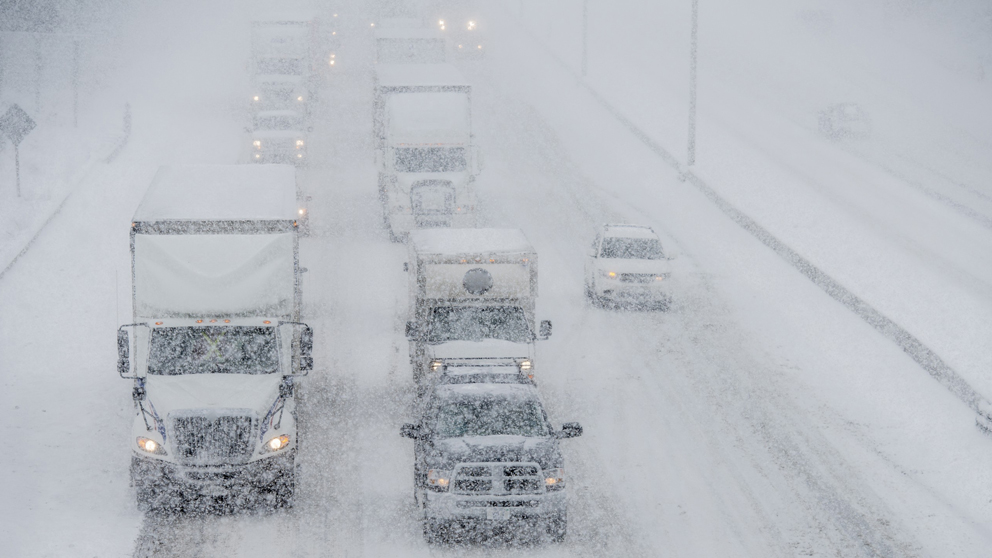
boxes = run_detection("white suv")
[584,224,673,309]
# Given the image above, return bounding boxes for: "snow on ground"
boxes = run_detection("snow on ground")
[1,1,991,557]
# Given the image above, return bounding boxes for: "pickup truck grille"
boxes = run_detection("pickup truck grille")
[170,412,255,466]
[451,463,544,495]
[619,273,660,284]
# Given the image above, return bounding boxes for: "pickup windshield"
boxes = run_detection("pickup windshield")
[435,396,550,438]
[147,326,279,375]
[425,306,532,344]
[600,237,665,260]
[394,147,467,173]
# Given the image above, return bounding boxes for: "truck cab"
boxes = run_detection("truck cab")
[119,165,312,511]
[250,110,309,165]
[405,229,551,385]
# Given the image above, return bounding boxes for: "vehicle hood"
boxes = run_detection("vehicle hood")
[595,257,670,274]
[433,435,561,469]
[429,339,532,360]
[144,374,282,417]
[253,130,305,140]
[394,171,470,193]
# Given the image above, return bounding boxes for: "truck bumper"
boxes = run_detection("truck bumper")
[424,490,566,525]
[596,281,672,306]
[131,450,295,499]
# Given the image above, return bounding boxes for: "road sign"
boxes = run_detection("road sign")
[0,104,37,197]
[0,104,36,146]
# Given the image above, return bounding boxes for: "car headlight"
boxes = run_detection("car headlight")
[544,467,564,491]
[253,96,259,102]
[467,20,476,30]
[296,140,304,147]
[519,359,532,372]
[599,270,617,279]
[427,468,451,492]
[136,436,167,455]
[430,359,444,372]
[263,434,291,453]
[253,140,261,149]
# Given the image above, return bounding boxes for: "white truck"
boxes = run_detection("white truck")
[117,164,312,511]
[404,229,551,384]
[373,63,482,241]
[250,16,319,106]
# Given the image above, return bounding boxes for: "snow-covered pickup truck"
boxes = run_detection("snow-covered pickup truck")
[401,381,582,543]
[405,229,551,385]
[117,165,312,511]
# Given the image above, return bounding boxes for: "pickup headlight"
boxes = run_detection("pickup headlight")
[599,270,617,279]
[296,140,304,148]
[136,436,167,455]
[427,469,451,492]
[253,140,261,149]
[263,434,291,453]
[544,467,564,491]
[518,359,532,372]
[430,359,444,372]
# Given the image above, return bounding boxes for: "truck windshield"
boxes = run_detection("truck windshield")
[435,396,550,438]
[147,326,279,375]
[425,306,532,344]
[394,147,467,173]
[600,237,665,259]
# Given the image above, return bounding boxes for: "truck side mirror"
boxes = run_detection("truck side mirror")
[117,329,130,377]
[539,320,552,340]
[117,324,149,379]
[300,325,314,372]
[400,423,421,439]
[558,422,583,439]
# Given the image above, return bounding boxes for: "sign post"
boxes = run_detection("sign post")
[0,104,37,197]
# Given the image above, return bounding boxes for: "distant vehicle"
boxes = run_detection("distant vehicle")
[400,382,582,543]
[405,229,551,385]
[432,6,485,58]
[250,110,309,165]
[373,64,481,240]
[818,102,871,140]
[250,16,319,101]
[374,28,448,64]
[250,74,310,119]
[119,165,312,512]
[585,224,674,309]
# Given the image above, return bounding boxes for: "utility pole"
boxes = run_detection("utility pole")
[687,0,698,167]
[581,0,589,76]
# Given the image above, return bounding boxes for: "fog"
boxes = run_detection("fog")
[2,0,991,556]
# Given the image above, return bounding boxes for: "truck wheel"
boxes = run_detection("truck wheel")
[547,512,567,543]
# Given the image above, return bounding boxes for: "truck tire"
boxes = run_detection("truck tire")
[547,511,567,543]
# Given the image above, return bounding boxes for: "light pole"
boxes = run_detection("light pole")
[687,0,698,167]
[582,0,588,76]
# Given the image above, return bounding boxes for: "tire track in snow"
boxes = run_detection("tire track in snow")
[500,6,992,427]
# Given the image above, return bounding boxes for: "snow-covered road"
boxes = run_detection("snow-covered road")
[2,1,991,557]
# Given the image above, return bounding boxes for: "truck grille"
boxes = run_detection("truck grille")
[451,463,544,495]
[411,180,454,227]
[619,273,659,284]
[170,412,256,466]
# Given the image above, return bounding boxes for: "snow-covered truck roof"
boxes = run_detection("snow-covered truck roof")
[375,63,469,89]
[410,229,534,257]
[133,164,298,223]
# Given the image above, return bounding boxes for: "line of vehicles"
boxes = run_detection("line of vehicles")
[113,5,676,547]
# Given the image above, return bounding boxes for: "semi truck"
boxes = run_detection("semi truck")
[404,229,551,385]
[373,63,482,241]
[250,16,319,104]
[117,164,312,511]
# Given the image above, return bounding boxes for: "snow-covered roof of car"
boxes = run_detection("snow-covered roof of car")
[410,228,534,255]
[374,28,443,40]
[256,109,303,118]
[603,224,658,239]
[134,164,298,222]
[436,382,539,400]
[375,63,469,88]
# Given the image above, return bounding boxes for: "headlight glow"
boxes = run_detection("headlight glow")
[253,96,259,101]
[296,140,304,147]
[427,469,451,491]
[264,434,291,452]
[253,140,261,148]
[600,270,617,278]
[519,359,532,371]
[430,359,443,372]
[297,96,303,101]
[137,437,167,455]
[545,467,564,491]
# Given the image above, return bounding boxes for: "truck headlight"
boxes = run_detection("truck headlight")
[599,270,617,279]
[427,469,451,492]
[519,359,532,372]
[263,434,291,453]
[253,140,261,149]
[467,21,476,30]
[137,436,167,455]
[296,140,304,148]
[253,96,259,102]
[297,96,304,102]
[544,467,564,491]
[430,359,444,372]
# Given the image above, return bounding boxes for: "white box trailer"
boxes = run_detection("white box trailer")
[117,164,312,511]
[374,63,481,241]
[250,15,320,105]
[405,229,551,383]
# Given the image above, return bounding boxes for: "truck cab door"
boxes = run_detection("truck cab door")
[117,324,151,379]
